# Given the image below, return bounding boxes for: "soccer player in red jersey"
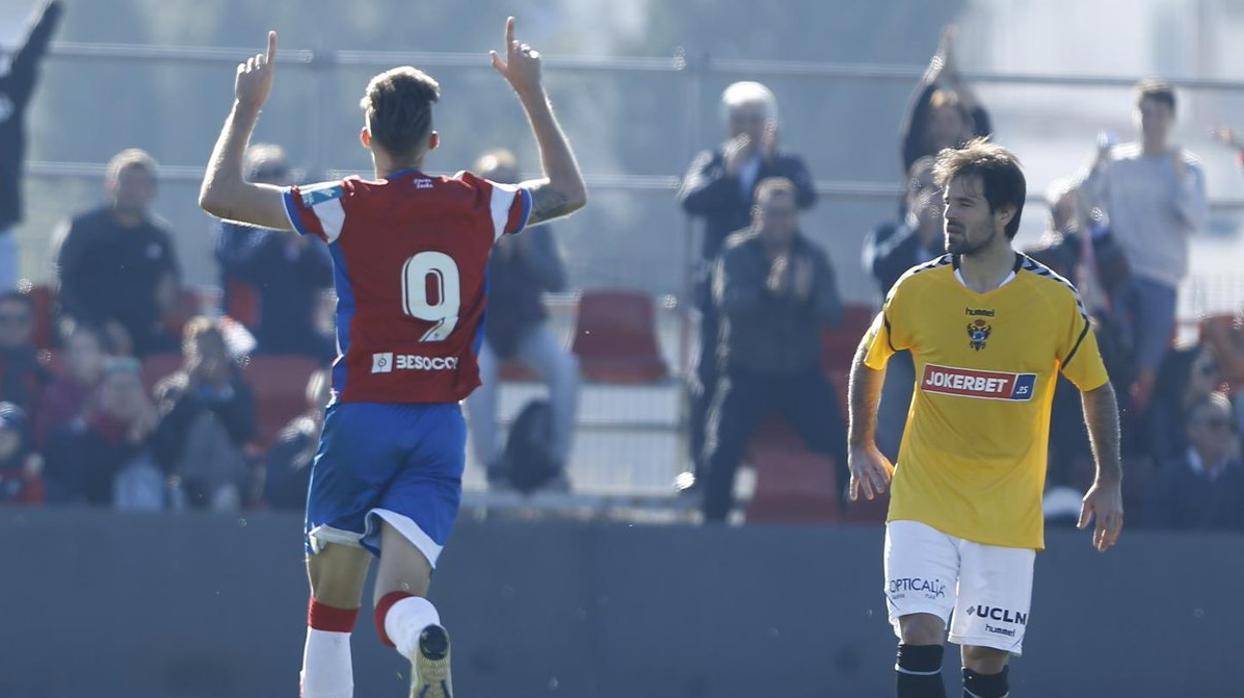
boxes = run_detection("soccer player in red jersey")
[199,19,585,698]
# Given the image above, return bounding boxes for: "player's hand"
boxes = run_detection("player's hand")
[1078,478,1123,552]
[848,442,894,502]
[490,17,543,99]
[235,31,278,111]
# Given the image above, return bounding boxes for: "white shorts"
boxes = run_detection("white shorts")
[883,520,1035,655]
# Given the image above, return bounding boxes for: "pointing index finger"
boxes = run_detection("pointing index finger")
[266,30,277,64]
[505,17,515,56]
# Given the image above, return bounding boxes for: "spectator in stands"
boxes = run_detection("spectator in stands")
[215,144,334,362]
[0,290,48,414]
[679,82,816,479]
[1145,344,1224,466]
[900,25,991,175]
[152,317,255,511]
[0,0,63,291]
[700,177,846,521]
[1079,80,1207,408]
[264,369,329,510]
[32,322,108,448]
[861,156,940,459]
[1144,392,1244,531]
[0,402,44,505]
[1202,312,1244,433]
[43,356,162,509]
[464,149,580,486]
[53,148,182,357]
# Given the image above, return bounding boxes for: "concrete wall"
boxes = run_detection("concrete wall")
[1,509,1241,697]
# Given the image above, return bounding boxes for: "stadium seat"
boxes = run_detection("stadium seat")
[140,352,184,396]
[498,359,537,382]
[225,280,260,328]
[23,284,57,351]
[242,354,321,447]
[745,417,841,524]
[821,302,877,373]
[570,289,667,383]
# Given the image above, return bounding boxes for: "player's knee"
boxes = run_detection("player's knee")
[961,644,1009,674]
[962,665,1010,698]
[898,613,945,646]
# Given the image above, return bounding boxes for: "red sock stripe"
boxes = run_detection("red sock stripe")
[374,591,415,647]
[307,598,359,633]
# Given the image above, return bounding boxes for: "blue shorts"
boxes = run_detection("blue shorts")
[304,401,466,568]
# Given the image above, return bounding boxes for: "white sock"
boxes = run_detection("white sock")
[300,628,353,698]
[384,596,441,658]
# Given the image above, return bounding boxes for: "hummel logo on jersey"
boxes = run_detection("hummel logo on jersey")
[921,364,1036,401]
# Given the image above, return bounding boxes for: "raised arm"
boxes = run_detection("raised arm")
[490,17,587,225]
[5,0,63,109]
[846,334,894,501]
[198,31,292,231]
[1078,381,1124,552]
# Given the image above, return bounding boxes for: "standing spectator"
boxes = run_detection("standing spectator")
[861,156,941,459]
[0,290,48,413]
[464,149,579,487]
[899,26,991,175]
[0,402,44,505]
[151,316,255,511]
[32,321,107,448]
[52,148,182,356]
[215,143,334,361]
[0,0,63,290]
[1079,80,1208,407]
[679,81,816,478]
[1144,393,1244,531]
[264,369,329,510]
[700,177,846,521]
[43,356,162,508]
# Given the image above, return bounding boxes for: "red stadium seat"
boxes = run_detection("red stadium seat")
[570,289,667,383]
[242,354,321,447]
[821,302,877,373]
[23,284,57,351]
[141,353,184,396]
[225,280,260,328]
[498,360,537,382]
[745,417,841,523]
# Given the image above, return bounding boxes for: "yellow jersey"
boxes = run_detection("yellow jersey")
[863,253,1109,550]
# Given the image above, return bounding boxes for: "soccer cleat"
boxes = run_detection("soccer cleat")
[409,623,453,698]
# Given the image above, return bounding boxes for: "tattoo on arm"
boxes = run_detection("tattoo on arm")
[526,182,574,225]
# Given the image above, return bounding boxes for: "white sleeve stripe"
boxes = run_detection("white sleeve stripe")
[282,189,312,237]
[315,197,346,243]
[488,181,521,242]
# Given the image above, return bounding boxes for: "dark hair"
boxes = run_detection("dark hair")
[933,137,1027,240]
[1185,392,1232,429]
[753,176,797,205]
[1136,78,1176,112]
[360,66,441,159]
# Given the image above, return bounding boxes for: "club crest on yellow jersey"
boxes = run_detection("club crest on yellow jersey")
[967,319,992,351]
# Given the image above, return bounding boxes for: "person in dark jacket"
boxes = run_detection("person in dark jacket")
[43,356,162,508]
[214,144,334,361]
[0,402,44,505]
[52,149,182,356]
[0,291,48,414]
[1144,392,1244,531]
[899,26,991,176]
[861,157,941,459]
[678,81,817,482]
[0,0,62,290]
[700,177,846,521]
[152,317,254,510]
[464,149,579,487]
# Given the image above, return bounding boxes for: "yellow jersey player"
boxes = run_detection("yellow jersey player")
[847,139,1124,698]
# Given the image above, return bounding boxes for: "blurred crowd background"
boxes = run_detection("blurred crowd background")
[2,0,1243,531]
